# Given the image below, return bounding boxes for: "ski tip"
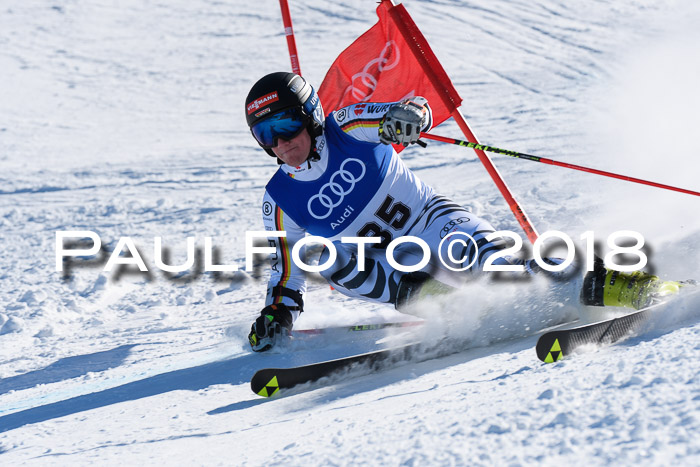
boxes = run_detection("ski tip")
[251,372,281,398]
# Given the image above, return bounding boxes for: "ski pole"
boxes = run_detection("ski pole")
[420,132,700,198]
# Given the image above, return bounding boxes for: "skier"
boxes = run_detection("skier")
[244,72,681,352]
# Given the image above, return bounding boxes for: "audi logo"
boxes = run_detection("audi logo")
[307,158,366,220]
[342,41,400,103]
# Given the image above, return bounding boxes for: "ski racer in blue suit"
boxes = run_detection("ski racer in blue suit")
[244,72,683,352]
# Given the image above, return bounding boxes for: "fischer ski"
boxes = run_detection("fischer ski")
[251,343,423,397]
[536,307,653,362]
[536,288,699,362]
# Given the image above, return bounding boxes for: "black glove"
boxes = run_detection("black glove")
[379,97,428,147]
[248,303,294,352]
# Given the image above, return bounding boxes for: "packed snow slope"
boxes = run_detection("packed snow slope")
[1,0,700,465]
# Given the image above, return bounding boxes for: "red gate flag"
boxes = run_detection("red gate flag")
[318,0,461,129]
[316,0,539,243]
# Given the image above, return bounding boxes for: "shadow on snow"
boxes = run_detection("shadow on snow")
[0,347,266,433]
[0,345,137,397]
[0,339,385,433]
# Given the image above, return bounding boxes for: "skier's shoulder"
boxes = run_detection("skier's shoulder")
[328,102,396,145]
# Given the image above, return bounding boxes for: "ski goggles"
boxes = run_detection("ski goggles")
[251,107,309,148]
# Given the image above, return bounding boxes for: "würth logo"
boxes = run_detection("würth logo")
[247,92,279,114]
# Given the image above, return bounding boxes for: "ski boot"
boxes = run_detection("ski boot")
[580,260,687,310]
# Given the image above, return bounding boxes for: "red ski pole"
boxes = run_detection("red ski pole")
[420,132,700,198]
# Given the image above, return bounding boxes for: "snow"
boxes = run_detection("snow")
[1,0,700,464]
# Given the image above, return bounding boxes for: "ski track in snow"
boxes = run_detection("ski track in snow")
[1,0,700,464]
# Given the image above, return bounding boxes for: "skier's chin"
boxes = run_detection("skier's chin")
[281,149,306,167]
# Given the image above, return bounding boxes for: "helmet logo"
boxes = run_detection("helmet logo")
[255,108,271,118]
[247,92,279,115]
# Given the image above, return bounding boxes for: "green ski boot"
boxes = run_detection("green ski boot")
[581,259,684,310]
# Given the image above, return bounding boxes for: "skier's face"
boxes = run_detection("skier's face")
[272,129,311,167]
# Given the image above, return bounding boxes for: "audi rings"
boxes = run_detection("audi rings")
[307,158,366,220]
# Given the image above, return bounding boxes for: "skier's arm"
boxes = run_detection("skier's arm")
[332,98,433,144]
[261,191,307,323]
